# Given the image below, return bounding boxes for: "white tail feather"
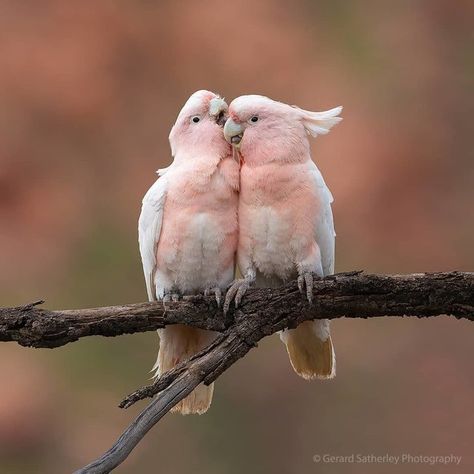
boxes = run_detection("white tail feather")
[154,326,215,414]
[280,320,336,379]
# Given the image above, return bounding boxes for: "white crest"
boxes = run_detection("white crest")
[209,97,227,117]
[296,105,343,137]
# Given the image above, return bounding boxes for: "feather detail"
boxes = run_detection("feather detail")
[138,175,169,301]
[281,321,336,379]
[139,91,238,415]
[227,94,341,382]
[295,105,343,137]
[156,326,215,414]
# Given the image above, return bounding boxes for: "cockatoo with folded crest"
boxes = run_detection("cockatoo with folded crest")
[223,95,342,380]
[138,90,239,414]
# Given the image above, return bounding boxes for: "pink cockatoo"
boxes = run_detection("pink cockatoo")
[138,90,239,414]
[223,95,342,380]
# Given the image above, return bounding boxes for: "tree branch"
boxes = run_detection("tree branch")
[74,331,239,474]
[119,270,474,409]
[1,272,472,350]
[1,272,473,473]
[0,296,230,348]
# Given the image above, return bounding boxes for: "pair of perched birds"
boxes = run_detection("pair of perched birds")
[138,90,342,414]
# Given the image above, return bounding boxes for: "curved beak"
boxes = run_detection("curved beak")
[209,97,228,127]
[224,118,244,146]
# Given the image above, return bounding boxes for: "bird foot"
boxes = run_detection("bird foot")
[204,286,222,307]
[297,272,316,304]
[162,290,182,305]
[223,275,255,314]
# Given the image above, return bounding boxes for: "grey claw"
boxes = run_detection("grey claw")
[304,273,313,303]
[171,293,180,302]
[204,287,222,307]
[224,278,253,314]
[214,287,222,308]
[297,274,304,293]
[297,272,314,304]
[223,280,242,314]
[235,281,249,308]
[223,281,238,314]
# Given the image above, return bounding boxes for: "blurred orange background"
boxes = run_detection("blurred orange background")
[0,1,473,473]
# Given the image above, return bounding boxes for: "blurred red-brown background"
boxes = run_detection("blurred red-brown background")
[0,1,473,473]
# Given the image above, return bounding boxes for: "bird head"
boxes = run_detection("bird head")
[169,90,230,158]
[224,95,342,165]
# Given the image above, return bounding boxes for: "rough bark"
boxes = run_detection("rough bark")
[1,272,472,350]
[0,298,230,348]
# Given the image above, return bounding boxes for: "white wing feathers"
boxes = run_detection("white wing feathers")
[138,173,169,301]
[309,161,336,276]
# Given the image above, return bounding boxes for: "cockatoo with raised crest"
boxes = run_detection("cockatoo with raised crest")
[223,95,342,380]
[138,90,239,414]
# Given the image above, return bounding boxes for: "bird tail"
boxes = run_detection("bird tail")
[280,319,335,380]
[154,325,214,415]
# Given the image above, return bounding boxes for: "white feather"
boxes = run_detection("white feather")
[138,174,169,301]
[296,105,343,137]
[209,97,227,117]
[308,160,336,276]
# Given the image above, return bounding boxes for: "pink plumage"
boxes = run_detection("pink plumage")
[224,95,342,380]
[138,90,239,414]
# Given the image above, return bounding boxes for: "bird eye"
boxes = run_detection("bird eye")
[250,116,259,123]
[191,116,200,123]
